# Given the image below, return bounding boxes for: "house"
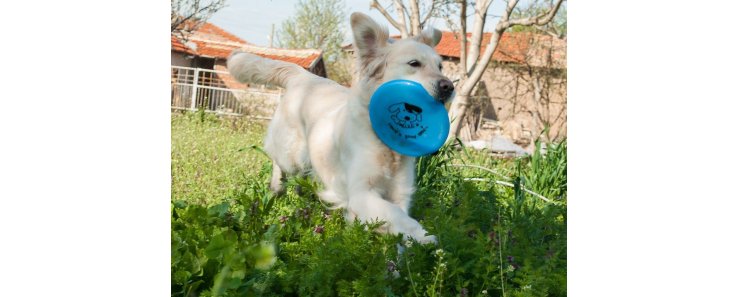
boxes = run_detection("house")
[171,21,326,115]
[344,31,566,151]
[171,22,326,77]
[433,31,566,150]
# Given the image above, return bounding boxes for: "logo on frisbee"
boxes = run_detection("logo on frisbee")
[388,102,423,128]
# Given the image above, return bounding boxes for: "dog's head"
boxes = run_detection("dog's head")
[351,12,454,104]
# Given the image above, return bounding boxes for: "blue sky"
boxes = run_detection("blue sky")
[208,0,512,47]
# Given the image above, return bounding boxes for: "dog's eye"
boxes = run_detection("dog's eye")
[438,64,443,71]
[407,60,422,68]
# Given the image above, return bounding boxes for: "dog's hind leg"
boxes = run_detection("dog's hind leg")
[270,161,286,195]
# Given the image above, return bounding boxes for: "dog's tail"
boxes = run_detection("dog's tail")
[227,51,308,88]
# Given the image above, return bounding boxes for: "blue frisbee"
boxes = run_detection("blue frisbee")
[369,80,450,157]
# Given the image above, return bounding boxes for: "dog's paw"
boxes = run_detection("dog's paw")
[417,234,437,245]
[270,183,285,196]
[393,219,438,245]
[403,231,437,245]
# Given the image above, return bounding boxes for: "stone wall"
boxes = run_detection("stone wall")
[442,59,566,150]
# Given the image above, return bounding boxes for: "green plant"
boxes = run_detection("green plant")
[520,139,567,201]
[171,113,567,296]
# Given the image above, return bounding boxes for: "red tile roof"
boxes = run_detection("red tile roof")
[171,22,323,70]
[433,31,566,68]
[171,36,196,55]
[344,31,566,69]
[190,22,247,44]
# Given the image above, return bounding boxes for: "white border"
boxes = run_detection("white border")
[570,1,740,296]
[0,1,170,295]
[2,1,740,296]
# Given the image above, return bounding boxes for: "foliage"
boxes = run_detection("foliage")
[510,1,567,38]
[326,51,355,86]
[277,0,348,84]
[519,139,567,200]
[172,113,567,296]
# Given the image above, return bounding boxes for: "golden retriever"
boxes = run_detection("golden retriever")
[227,12,454,244]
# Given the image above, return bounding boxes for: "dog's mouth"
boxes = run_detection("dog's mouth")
[435,94,453,103]
[433,88,454,103]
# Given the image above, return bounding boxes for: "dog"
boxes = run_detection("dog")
[227,12,454,244]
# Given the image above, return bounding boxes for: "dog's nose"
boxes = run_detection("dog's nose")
[437,79,454,101]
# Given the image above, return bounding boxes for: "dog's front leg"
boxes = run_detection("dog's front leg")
[387,158,417,214]
[347,182,436,244]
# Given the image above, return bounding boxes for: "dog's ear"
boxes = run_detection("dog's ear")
[351,12,389,63]
[417,27,442,48]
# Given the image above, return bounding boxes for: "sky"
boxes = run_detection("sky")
[208,0,513,47]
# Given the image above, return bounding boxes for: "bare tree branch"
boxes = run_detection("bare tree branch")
[458,0,467,80]
[419,1,436,27]
[171,0,225,37]
[536,24,564,39]
[504,0,564,27]
[395,0,411,21]
[370,0,407,35]
[465,0,494,74]
[392,0,410,38]
[501,0,520,23]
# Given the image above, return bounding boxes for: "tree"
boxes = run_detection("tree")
[278,0,349,84]
[372,0,565,140]
[442,0,564,140]
[463,1,568,145]
[171,0,226,39]
[369,0,453,38]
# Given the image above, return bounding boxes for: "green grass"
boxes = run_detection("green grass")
[171,112,567,297]
[171,110,267,205]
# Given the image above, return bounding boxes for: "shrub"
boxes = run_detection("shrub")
[171,114,567,296]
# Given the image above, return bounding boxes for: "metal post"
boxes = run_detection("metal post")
[190,68,200,110]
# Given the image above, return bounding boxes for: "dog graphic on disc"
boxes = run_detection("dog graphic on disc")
[388,102,423,128]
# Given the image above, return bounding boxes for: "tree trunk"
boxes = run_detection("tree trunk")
[447,28,505,140]
[393,0,409,38]
[458,0,467,77]
[408,0,421,36]
[465,0,493,72]
[531,70,543,142]
[447,0,564,141]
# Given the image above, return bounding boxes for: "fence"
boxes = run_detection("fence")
[171,66,281,118]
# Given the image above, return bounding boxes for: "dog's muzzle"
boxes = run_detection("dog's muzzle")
[435,79,454,102]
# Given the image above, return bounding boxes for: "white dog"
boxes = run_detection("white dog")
[227,12,454,244]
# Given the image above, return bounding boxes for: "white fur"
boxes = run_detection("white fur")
[227,12,452,244]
